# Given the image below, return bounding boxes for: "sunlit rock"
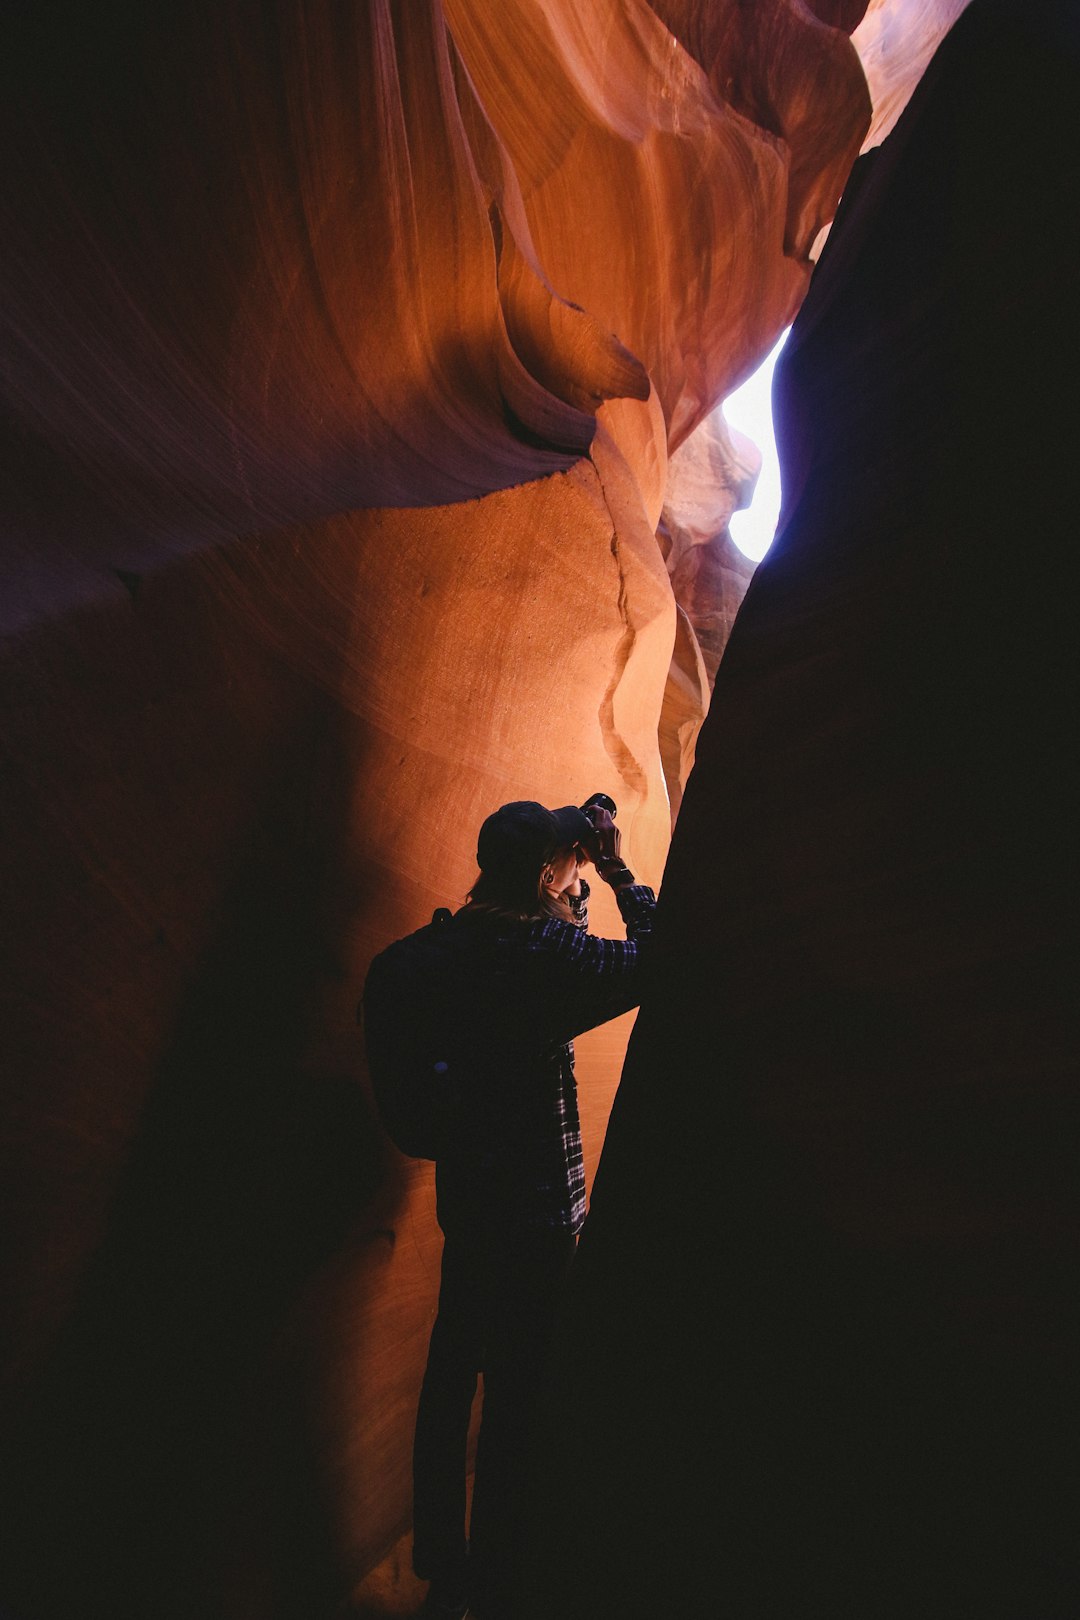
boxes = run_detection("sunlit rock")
[1,1,891,1612]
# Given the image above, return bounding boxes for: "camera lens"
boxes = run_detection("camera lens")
[580,792,617,820]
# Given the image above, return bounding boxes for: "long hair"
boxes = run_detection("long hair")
[465,865,582,928]
[464,863,545,922]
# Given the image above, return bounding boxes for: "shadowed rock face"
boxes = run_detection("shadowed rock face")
[854,0,976,150]
[1,2,1006,1615]
[525,2,1080,1616]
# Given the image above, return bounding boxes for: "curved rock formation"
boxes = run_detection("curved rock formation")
[2,3,879,1615]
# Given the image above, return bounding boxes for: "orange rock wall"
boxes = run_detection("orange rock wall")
[2,4,874,1613]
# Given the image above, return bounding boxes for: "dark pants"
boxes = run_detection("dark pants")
[412,1219,576,1612]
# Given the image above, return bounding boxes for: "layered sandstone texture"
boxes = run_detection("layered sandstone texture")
[526,2,1080,1615]
[0,4,878,1616]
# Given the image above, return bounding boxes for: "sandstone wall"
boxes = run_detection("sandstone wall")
[1,5,874,1614]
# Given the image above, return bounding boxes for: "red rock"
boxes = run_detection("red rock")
[0,2,895,1612]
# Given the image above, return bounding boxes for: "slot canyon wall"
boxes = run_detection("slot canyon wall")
[0,3,870,1613]
[3,0,1063,1616]
[526,1,1080,1616]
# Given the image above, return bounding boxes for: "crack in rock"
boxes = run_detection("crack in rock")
[592,464,649,802]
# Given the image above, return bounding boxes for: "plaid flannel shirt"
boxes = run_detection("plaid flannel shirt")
[435,879,656,1235]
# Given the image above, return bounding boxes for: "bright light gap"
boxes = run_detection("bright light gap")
[724,327,790,562]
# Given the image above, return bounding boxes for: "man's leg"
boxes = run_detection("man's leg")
[412,1230,484,1598]
[469,1226,576,1616]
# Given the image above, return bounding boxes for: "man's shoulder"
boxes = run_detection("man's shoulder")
[370,908,454,967]
[526,913,589,949]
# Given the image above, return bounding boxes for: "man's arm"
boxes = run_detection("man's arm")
[579,801,655,946]
[534,863,656,1043]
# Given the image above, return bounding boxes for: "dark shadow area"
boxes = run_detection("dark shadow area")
[525,3,1080,1616]
[1,682,398,1620]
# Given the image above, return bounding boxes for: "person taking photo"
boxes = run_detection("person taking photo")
[365,795,655,1619]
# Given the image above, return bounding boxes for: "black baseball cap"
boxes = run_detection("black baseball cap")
[476,800,594,874]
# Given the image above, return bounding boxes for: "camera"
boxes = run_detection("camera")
[580,792,617,824]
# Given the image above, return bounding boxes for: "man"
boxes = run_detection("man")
[401,797,655,1619]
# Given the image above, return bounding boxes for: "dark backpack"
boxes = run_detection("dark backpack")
[360,907,467,1160]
